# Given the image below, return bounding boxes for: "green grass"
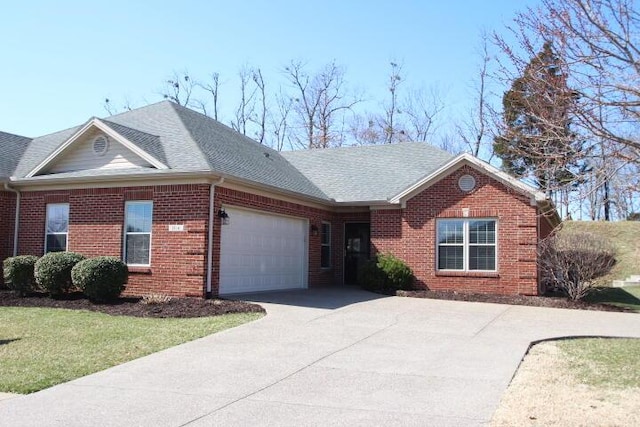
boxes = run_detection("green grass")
[585,286,640,312]
[0,307,262,394]
[558,337,640,389]
[560,221,640,284]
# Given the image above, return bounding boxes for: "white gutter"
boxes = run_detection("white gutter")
[3,182,20,257]
[206,177,225,297]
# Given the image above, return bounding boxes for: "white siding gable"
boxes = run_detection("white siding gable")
[46,128,153,174]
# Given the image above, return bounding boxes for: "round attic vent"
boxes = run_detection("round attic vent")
[92,135,109,156]
[458,174,476,192]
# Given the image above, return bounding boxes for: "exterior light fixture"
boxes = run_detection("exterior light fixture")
[217,208,230,225]
[310,224,319,236]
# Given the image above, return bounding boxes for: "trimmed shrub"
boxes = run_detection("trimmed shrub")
[3,255,39,296]
[35,252,86,296]
[72,257,128,302]
[359,253,414,293]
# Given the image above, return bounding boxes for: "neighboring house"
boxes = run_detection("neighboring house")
[0,101,559,297]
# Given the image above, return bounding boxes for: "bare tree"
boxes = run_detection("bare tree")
[533,0,640,154]
[250,68,267,144]
[498,0,640,153]
[269,88,293,151]
[434,130,464,154]
[232,66,257,135]
[103,98,133,115]
[457,31,496,159]
[352,62,445,146]
[285,61,318,148]
[350,114,383,145]
[402,86,445,141]
[495,0,640,218]
[381,62,403,143]
[195,72,222,120]
[161,72,196,107]
[284,60,360,149]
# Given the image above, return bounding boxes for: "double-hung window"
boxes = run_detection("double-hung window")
[45,203,69,253]
[320,222,331,268]
[124,201,153,266]
[437,219,497,272]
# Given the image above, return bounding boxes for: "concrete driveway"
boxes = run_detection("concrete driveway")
[2,287,640,426]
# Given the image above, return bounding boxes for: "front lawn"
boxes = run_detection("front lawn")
[492,338,640,425]
[0,307,262,394]
[558,337,640,388]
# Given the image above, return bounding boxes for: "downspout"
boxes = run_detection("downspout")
[206,177,225,298]
[3,182,20,257]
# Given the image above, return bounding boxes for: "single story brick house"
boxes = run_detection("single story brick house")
[0,101,559,297]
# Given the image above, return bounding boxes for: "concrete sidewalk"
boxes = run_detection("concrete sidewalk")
[1,287,640,426]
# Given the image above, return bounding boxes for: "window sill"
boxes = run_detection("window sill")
[128,266,152,274]
[436,270,499,278]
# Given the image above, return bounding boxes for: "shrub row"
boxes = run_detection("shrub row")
[3,253,127,302]
[2,255,38,296]
[358,253,414,293]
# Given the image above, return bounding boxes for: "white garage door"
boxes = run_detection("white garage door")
[219,207,308,294]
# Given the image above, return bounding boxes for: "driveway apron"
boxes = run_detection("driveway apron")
[1,287,640,426]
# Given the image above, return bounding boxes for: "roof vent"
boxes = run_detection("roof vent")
[92,135,109,156]
[458,174,476,192]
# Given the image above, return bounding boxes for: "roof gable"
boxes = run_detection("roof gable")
[45,127,155,174]
[389,153,546,206]
[25,118,167,177]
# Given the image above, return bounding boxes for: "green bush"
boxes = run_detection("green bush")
[35,252,86,296]
[3,255,39,296]
[72,257,128,302]
[358,253,414,293]
[358,259,387,292]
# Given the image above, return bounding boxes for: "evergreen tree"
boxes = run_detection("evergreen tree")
[494,42,582,198]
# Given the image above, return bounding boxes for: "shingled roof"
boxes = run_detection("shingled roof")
[0,131,32,179]
[282,143,453,202]
[5,101,458,203]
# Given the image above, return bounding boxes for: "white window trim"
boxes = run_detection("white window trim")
[123,200,153,267]
[320,221,331,269]
[44,203,69,254]
[436,218,498,273]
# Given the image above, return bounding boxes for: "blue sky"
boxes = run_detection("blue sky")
[0,0,535,140]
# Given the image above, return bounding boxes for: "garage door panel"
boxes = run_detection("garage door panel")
[219,208,308,294]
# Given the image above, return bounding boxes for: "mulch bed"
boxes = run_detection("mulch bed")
[396,289,631,312]
[1,288,630,317]
[0,290,265,318]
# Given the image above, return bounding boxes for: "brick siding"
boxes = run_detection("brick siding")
[371,165,542,295]
[18,185,210,297]
[10,167,545,297]
[13,184,373,297]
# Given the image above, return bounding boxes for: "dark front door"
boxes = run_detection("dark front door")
[344,223,371,285]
